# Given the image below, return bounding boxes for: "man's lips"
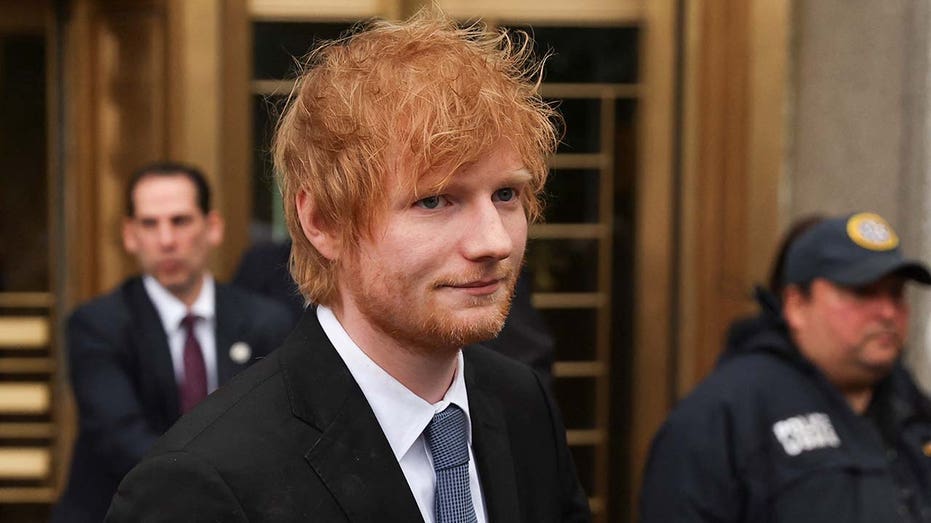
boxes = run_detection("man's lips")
[439,278,506,296]
[866,330,902,346]
[157,260,183,273]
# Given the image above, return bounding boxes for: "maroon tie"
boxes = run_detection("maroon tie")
[179,314,207,414]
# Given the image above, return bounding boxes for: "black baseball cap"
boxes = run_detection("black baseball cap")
[782,212,931,288]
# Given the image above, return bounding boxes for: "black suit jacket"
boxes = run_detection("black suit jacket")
[106,309,591,522]
[53,277,292,523]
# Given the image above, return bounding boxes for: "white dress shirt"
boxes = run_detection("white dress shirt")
[317,305,488,523]
[143,274,219,393]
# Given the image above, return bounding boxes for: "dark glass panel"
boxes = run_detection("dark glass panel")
[250,94,282,241]
[540,308,597,362]
[0,36,47,292]
[614,99,639,201]
[609,95,639,521]
[253,22,356,79]
[554,98,601,154]
[616,96,638,125]
[554,376,597,429]
[526,239,599,293]
[506,25,639,84]
[543,169,600,223]
[0,505,50,522]
[569,442,596,498]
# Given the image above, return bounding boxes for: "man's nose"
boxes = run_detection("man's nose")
[157,223,176,248]
[461,203,515,261]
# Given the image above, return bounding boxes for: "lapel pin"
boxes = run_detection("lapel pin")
[229,342,252,364]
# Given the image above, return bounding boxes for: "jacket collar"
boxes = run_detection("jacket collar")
[464,350,522,522]
[281,309,521,523]
[213,284,254,384]
[282,309,424,523]
[123,277,181,419]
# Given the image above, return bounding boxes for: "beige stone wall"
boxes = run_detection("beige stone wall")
[786,0,931,390]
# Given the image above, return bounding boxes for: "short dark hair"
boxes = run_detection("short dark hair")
[125,161,211,217]
[768,214,825,297]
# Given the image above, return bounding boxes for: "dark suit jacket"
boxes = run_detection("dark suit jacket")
[53,277,292,523]
[106,310,591,522]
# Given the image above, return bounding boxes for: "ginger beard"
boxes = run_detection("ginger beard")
[342,256,520,356]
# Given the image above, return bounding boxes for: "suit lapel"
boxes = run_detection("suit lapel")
[282,310,424,523]
[124,278,181,420]
[214,284,247,385]
[465,348,521,522]
[304,392,425,523]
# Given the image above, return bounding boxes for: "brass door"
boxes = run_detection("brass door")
[0,2,61,521]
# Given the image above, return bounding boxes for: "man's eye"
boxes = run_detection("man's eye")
[415,195,447,209]
[494,188,517,202]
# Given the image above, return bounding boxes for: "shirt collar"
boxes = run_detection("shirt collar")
[142,274,215,334]
[316,305,472,462]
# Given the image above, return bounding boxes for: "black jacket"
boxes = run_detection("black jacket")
[53,277,292,523]
[106,309,591,522]
[640,289,931,523]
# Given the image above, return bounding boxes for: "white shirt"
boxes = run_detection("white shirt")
[143,274,219,393]
[317,305,488,523]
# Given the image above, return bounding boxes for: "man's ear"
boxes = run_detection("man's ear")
[782,285,806,331]
[122,217,138,254]
[205,210,224,247]
[296,189,341,260]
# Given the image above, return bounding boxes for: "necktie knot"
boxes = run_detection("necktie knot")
[181,314,199,332]
[424,405,470,471]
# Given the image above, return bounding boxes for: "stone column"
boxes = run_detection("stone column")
[787,0,931,391]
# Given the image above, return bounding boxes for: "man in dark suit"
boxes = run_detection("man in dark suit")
[108,12,589,522]
[52,162,291,522]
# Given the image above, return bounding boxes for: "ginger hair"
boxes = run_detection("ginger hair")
[273,9,559,306]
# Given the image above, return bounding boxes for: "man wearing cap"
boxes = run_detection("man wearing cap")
[640,212,931,523]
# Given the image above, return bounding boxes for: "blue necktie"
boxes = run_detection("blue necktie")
[423,405,478,523]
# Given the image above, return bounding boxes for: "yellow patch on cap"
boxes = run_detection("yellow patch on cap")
[846,212,899,251]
